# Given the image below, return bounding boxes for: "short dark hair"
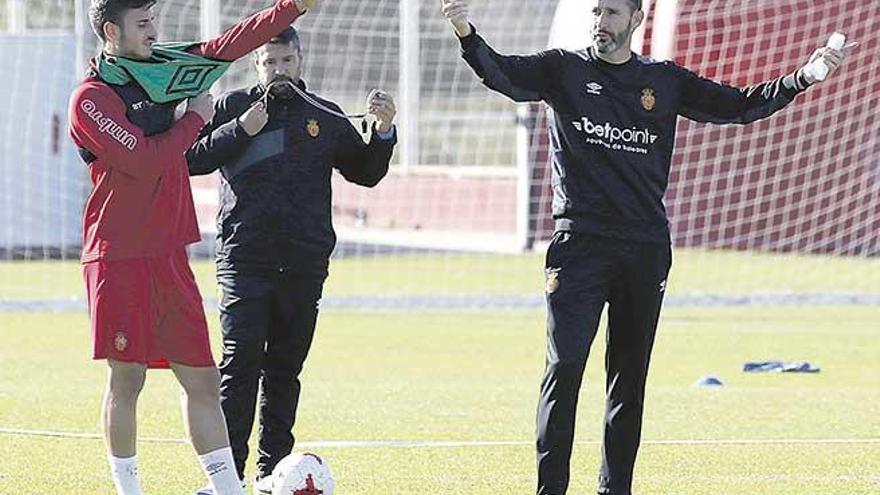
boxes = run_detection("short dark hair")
[626,0,643,11]
[89,0,156,42]
[267,26,302,53]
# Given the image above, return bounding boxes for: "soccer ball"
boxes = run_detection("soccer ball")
[271,452,335,495]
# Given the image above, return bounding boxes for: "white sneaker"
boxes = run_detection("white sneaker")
[252,475,273,494]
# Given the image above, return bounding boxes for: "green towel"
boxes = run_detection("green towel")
[96,42,231,103]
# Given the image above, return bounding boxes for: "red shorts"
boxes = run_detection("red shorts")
[83,249,214,369]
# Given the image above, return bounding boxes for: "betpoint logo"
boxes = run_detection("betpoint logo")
[572,117,658,146]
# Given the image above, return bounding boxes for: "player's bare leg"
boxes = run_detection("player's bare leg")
[172,363,229,451]
[104,360,146,455]
[172,362,244,495]
[104,359,147,495]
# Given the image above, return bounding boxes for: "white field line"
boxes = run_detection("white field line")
[1,427,878,448]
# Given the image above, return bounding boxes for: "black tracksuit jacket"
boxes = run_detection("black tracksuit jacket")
[459,29,810,244]
[187,82,396,275]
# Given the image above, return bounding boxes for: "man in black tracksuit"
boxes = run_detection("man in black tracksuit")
[186,26,397,492]
[441,0,847,494]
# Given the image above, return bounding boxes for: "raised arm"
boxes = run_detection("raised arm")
[70,82,213,180]
[677,39,848,124]
[334,124,396,188]
[333,92,397,187]
[188,0,316,61]
[441,0,562,103]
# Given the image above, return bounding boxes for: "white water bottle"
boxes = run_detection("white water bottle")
[806,32,846,82]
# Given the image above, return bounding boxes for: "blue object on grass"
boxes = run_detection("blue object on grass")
[743,361,821,373]
[694,375,724,387]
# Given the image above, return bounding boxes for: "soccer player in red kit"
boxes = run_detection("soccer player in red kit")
[68,1,317,494]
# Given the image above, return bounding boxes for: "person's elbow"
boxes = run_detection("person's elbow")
[361,176,383,188]
[185,143,225,175]
[482,77,538,103]
[186,153,211,176]
[357,170,386,188]
[357,164,390,188]
[188,162,215,176]
[728,111,768,126]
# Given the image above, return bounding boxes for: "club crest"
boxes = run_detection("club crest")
[307,119,320,138]
[641,88,656,111]
[114,331,128,352]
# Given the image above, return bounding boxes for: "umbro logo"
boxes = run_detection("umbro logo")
[80,99,138,150]
[205,462,227,476]
[585,82,603,95]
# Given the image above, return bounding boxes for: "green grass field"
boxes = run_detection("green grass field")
[1,249,878,494]
[1,247,879,300]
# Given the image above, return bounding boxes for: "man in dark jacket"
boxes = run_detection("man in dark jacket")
[187,26,397,493]
[441,0,848,494]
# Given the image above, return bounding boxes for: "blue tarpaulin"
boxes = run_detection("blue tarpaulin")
[743,361,821,373]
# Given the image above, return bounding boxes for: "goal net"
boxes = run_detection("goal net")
[0,0,877,311]
[526,0,880,303]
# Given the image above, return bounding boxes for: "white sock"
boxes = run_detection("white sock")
[108,455,144,495]
[198,447,244,495]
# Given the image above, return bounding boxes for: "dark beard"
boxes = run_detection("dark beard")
[595,21,632,54]
[265,76,296,100]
